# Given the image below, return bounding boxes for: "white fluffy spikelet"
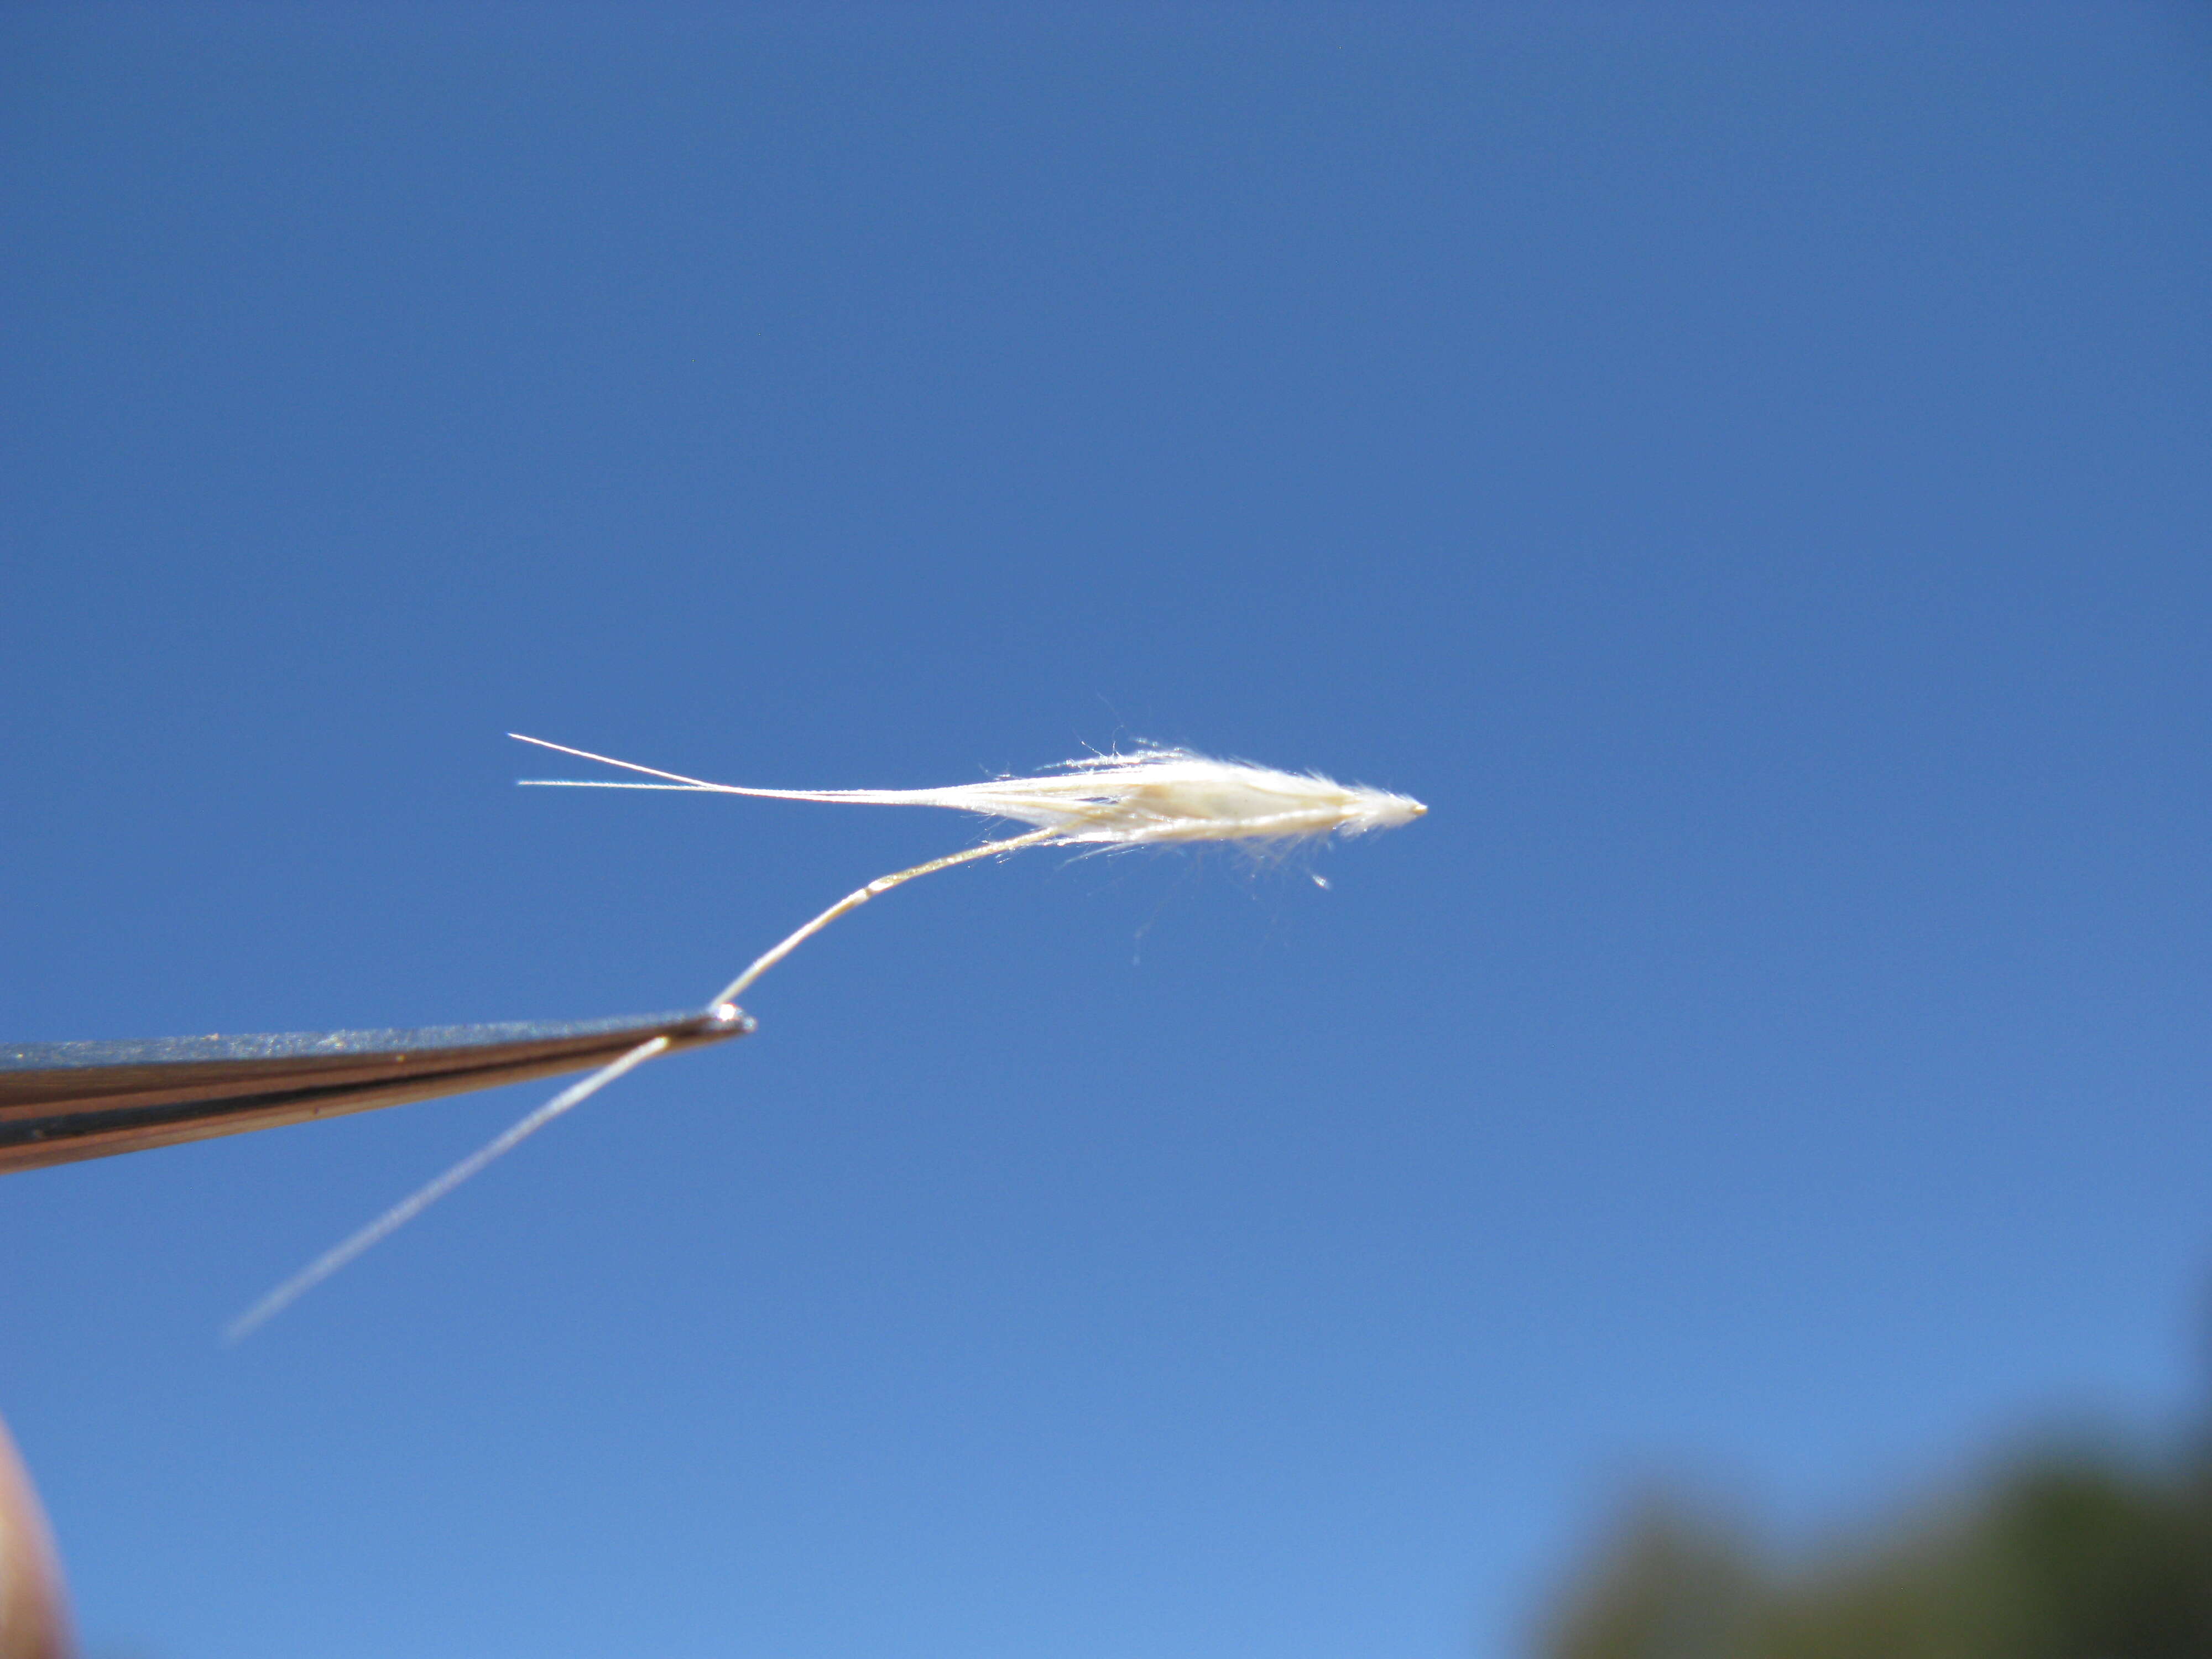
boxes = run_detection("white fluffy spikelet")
[510,735,1428,846]
[226,732,1425,1337]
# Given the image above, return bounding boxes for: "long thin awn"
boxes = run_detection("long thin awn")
[226,734,1426,1338]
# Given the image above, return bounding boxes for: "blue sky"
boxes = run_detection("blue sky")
[3,6,2209,1656]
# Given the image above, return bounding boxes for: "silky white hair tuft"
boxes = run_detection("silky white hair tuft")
[508,734,1427,847]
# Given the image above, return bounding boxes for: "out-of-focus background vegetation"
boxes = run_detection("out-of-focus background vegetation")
[1539,1314,2212,1659]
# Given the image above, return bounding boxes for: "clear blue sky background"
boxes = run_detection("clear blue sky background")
[4,6,2209,1656]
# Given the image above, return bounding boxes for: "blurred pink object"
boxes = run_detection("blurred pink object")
[0,1413,71,1659]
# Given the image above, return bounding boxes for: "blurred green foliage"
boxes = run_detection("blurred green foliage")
[1540,1444,2212,1659]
